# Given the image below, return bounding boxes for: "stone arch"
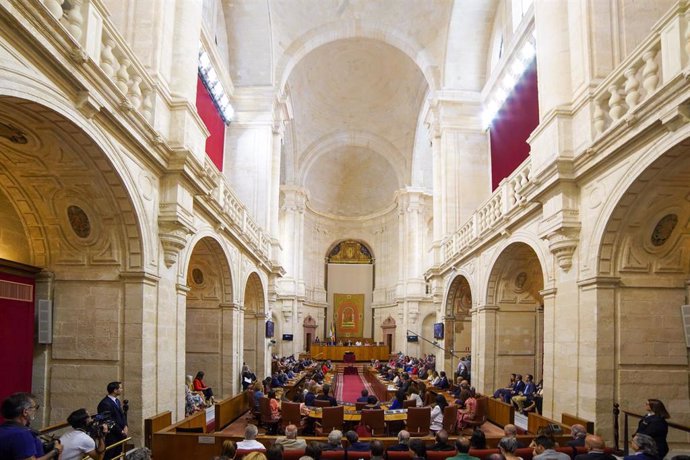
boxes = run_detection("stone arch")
[444,274,473,373]
[303,315,318,353]
[590,140,690,434]
[481,242,545,393]
[381,315,397,354]
[243,271,268,379]
[184,236,235,398]
[0,90,149,426]
[276,20,439,98]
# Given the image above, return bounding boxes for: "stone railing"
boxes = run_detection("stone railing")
[592,2,689,137]
[34,0,273,263]
[443,159,532,260]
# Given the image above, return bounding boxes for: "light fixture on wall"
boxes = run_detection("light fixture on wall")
[482,35,536,129]
[198,48,235,125]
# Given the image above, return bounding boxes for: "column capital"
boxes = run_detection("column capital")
[577,276,621,290]
[476,304,500,313]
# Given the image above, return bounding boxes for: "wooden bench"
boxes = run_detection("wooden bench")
[486,397,514,427]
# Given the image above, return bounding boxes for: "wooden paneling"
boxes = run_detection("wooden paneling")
[527,412,571,435]
[144,411,172,448]
[561,413,594,434]
[312,345,389,361]
[486,398,514,427]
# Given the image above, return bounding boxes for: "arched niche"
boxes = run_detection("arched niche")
[483,242,544,392]
[444,275,473,373]
[243,272,267,379]
[303,315,318,353]
[185,236,234,398]
[381,315,397,354]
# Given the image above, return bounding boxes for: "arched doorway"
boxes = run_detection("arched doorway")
[444,275,473,376]
[481,242,544,394]
[303,315,318,353]
[592,145,690,437]
[0,96,145,426]
[243,272,268,378]
[185,237,234,398]
[381,316,396,354]
[325,240,374,341]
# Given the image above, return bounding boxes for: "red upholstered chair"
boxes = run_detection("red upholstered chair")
[442,405,457,434]
[406,407,430,437]
[259,397,279,433]
[348,451,372,460]
[315,399,332,408]
[361,409,385,436]
[283,450,306,460]
[468,449,499,460]
[386,451,413,460]
[316,405,344,434]
[281,401,302,429]
[355,402,367,411]
[236,449,267,460]
[403,400,416,409]
[461,397,487,432]
[321,450,346,460]
[427,451,458,460]
[515,447,535,460]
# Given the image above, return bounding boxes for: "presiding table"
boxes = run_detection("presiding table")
[311,344,389,361]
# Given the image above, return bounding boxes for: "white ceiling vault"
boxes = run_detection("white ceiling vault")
[222,0,497,218]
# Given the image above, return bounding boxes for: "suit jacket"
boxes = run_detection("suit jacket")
[428,443,455,451]
[574,451,617,460]
[636,415,669,458]
[512,380,526,395]
[523,382,536,397]
[97,396,127,438]
[275,437,307,450]
[386,443,410,452]
[348,442,371,451]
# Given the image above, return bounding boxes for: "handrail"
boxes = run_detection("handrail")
[103,436,133,460]
[406,329,460,360]
[618,406,690,456]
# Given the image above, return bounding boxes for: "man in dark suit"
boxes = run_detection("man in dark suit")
[97,381,128,460]
[386,430,411,454]
[567,424,588,448]
[574,435,616,460]
[428,430,455,451]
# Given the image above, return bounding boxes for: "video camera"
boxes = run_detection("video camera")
[86,412,116,439]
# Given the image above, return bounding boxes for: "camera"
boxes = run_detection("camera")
[86,412,115,439]
[39,433,58,453]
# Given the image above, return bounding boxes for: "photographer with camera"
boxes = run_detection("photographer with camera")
[59,409,108,460]
[0,392,63,459]
[96,382,128,460]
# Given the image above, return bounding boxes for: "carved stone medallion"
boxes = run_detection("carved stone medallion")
[651,214,678,246]
[67,205,91,238]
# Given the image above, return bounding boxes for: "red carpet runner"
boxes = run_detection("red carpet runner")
[333,366,376,403]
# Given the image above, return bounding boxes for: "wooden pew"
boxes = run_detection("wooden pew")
[144,411,172,448]
[486,397,514,428]
[561,413,594,434]
[215,391,252,431]
[527,412,572,435]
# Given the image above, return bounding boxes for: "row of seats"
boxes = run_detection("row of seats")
[235,446,603,460]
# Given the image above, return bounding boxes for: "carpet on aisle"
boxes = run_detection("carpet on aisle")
[338,373,367,403]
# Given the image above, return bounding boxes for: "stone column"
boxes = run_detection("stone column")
[270,121,284,265]
[277,186,308,298]
[121,270,161,441]
[221,302,238,396]
[168,0,202,101]
[174,282,190,418]
[474,304,499,395]
[397,188,429,296]
[32,271,55,428]
[539,287,557,419]
[575,276,620,440]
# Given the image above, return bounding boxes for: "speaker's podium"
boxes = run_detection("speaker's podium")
[343,351,357,374]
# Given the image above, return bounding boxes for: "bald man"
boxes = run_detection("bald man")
[574,435,616,460]
[275,424,307,450]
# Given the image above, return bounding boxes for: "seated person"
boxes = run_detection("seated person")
[457,389,477,431]
[436,371,450,389]
[389,390,406,410]
[60,408,107,460]
[315,384,337,406]
[253,382,265,412]
[267,445,283,460]
[567,424,587,448]
[185,375,205,416]
[357,389,369,403]
[532,435,570,460]
[409,439,427,460]
[428,430,455,451]
[193,371,215,403]
[304,383,318,406]
[345,431,370,451]
[271,372,284,388]
[364,395,381,409]
[574,435,616,460]
[322,430,344,451]
[371,440,385,460]
[449,437,480,460]
[469,428,486,449]
[493,374,516,403]
[386,430,411,452]
[221,440,236,459]
[511,374,536,412]
[275,424,307,450]
[237,424,266,450]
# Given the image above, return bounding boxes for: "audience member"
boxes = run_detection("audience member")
[429,430,455,451]
[389,390,407,410]
[387,430,411,452]
[532,435,570,460]
[410,439,427,460]
[237,425,266,450]
[503,424,525,448]
[275,424,307,450]
[245,453,268,460]
[357,390,369,403]
[437,371,450,389]
[498,437,522,460]
[193,371,215,403]
[322,430,344,451]
[365,395,381,409]
[267,445,284,460]
[97,381,128,460]
[186,375,205,416]
[60,408,107,460]
[574,435,615,460]
[0,392,63,459]
[567,424,587,448]
[494,374,517,403]
[457,389,477,431]
[305,442,322,460]
[316,385,337,407]
[511,374,536,412]
[449,437,480,460]
[242,365,257,391]
[624,434,658,460]
[345,430,370,451]
[430,394,447,433]
[305,383,317,407]
[470,429,487,450]
[635,399,670,459]
[221,440,236,459]
[371,440,385,460]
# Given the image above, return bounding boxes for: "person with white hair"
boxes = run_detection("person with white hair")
[567,424,587,448]
[322,430,343,451]
[237,424,266,450]
[275,424,307,450]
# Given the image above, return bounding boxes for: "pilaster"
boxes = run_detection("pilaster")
[474,304,499,395]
